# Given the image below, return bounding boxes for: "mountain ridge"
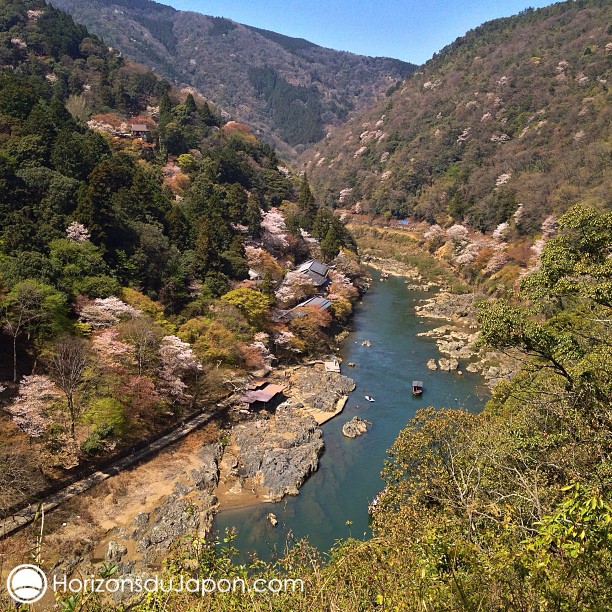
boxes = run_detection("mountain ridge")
[299,0,611,233]
[47,0,416,156]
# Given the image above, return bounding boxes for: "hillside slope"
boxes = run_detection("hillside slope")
[0,0,358,507]
[300,0,611,234]
[47,0,415,156]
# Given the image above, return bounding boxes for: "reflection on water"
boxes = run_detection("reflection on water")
[213,271,487,561]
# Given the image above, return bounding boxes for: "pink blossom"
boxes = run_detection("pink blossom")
[6,375,62,437]
[65,221,91,242]
[158,335,202,403]
[79,297,140,328]
[261,208,289,249]
[275,271,316,308]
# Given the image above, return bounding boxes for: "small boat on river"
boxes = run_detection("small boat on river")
[365,395,375,402]
[412,381,424,396]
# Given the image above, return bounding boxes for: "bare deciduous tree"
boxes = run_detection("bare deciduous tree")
[47,335,90,438]
[119,317,163,376]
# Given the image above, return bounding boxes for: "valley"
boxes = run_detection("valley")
[0,0,610,609]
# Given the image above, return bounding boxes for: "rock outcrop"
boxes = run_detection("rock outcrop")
[342,417,371,438]
[287,368,355,414]
[106,443,222,571]
[230,404,324,501]
[415,292,477,321]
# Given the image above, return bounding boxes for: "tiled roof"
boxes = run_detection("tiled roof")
[296,260,330,286]
[240,384,284,404]
[299,296,332,311]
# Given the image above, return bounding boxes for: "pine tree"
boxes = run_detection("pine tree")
[297,175,318,230]
[321,224,342,261]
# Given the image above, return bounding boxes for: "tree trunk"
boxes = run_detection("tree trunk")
[68,395,76,439]
[12,334,17,383]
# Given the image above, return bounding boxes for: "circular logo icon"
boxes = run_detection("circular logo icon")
[6,564,48,604]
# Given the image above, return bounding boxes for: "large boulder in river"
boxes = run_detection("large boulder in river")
[287,369,355,413]
[342,417,371,438]
[438,358,459,371]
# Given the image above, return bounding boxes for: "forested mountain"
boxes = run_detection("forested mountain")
[300,0,611,233]
[46,0,415,156]
[0,0,357,503]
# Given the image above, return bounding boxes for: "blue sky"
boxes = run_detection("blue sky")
[168,0,553,64]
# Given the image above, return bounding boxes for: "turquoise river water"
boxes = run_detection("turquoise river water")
[212,270,487,561]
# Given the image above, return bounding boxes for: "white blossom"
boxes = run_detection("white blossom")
[274,330,301,352]
[6,375,62,437]
[492,222,509,240]
[457,127,471,143]
[424,224,444,240]
[446,224,469,240]
[490,133,510,143]
[455,242,483,265]
[66,221,91,242]
[495,173,512,187]
[275,271,316,308]
[79,297,140,328]
[158,335,202,403]
[338,188,353,203]
[485,251,510,275]
[513,203,524,225]
[261,208,289,249]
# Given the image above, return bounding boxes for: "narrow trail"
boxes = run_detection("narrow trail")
[0,409,215,540]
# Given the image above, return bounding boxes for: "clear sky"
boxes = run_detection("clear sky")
[167,0,553,64]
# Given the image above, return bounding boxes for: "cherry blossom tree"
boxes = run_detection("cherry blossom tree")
[65,221,91,242]
[5,375,62,437]
[158,335,202,403]
[79,296,140,329]
[261,207,289,250]
[275,271,316,308]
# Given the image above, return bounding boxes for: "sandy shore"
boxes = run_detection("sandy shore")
[298,394,349,425]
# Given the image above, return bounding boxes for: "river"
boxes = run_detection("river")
[212,270,487,561]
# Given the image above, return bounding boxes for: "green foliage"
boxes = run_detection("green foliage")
[178,317,242,365]
[83,398,125,433]
[523,205,612,308]
[220,287,272,329]
[81,422,115,455]
[248,66,325,146]
[479,206,611,391]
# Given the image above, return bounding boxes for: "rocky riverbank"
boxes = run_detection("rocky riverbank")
[15,427,227,606]
[362,255,421,279]
[216,364,355,507]
[95,442,222,572]
[415,291,519,388]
